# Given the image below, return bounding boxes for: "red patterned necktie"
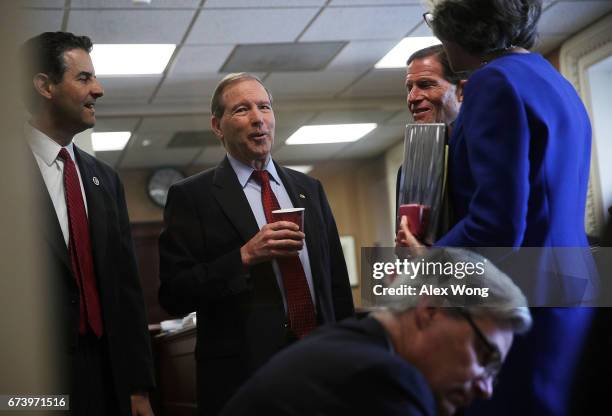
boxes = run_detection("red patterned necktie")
[251,170,316,339]
[58,148,103,338]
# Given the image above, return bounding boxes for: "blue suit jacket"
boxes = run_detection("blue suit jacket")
[435,53,594,416]
[220,317,436,416]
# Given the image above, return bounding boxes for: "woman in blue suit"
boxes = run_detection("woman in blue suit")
[398,0,596,414]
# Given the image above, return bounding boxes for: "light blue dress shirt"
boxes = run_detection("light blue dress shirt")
[227,154,316,312]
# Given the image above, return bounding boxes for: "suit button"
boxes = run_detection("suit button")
[283,322,288,328]
[71,299,78,304]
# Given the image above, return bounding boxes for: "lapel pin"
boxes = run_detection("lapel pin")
[299,193,306,199]
[92,177,100,186]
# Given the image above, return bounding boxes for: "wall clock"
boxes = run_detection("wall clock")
[147,168,185,207]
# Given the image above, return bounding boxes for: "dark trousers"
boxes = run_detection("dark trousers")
[71,333,119,416]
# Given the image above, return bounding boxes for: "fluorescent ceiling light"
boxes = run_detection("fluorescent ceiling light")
[91,44,176,75]
[375,37,441,69]
[286,124,377,145]
[286,165,313,174]
[92,131,131,151]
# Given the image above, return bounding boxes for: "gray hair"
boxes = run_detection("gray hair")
[384,248,532,334]
[428,0,542,56]
[210,72,273,119]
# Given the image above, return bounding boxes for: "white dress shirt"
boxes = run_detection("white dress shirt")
[26,123,88,247]
[227,154,316,312]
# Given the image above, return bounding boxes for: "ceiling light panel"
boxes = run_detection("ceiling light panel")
[92,131,131,152]
[286,124,377,145]
[375,37,441,69]
[92,44,176,75]
[285,165,314,174]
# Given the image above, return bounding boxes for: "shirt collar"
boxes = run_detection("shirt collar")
[25,123,76,166]
[226,153,281,188]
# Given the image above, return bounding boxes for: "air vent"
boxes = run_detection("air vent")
[221,42,347,72]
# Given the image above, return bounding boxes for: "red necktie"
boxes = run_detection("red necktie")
[251,170,317,338]
[58,148,103,338]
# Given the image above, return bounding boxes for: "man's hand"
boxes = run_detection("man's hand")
[130,392,154,416]
[395,215,427,257]
[241,221,305,266]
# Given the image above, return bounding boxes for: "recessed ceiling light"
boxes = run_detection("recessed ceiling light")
[375,37,441,69]
[285,124,377,145]
[91,44,176,76]
[286,165,314,174]
[92,132,131,151]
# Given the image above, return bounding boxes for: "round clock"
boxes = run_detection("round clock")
[147,168,185,207]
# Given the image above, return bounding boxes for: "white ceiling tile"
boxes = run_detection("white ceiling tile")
[384,110,411,125]
[98,76,161,102]
[94,117,141,132]
[67,9,195,43]
[20,10,64,42]
[71,0,200,8]
[272,142,348,163]
[334,124,403,159]
[130,131,173,148]
[327,40,399,71]
[301,6,422,41]
[264,71,362,99]
[21,1,65,7]
[155,73,224,102]
[409,21,434,37]
[121,147,199,168]
[139,115,210,132]
[205,0,326,6]
[308,109,398,125]
[193,145,227,166]
[155,72,266,102]
[538,1,612,35]
[330,0,422,4]
[169,45,235,75]
[95,150,122,167]
[533,34,567,54]
[340,68,406,98]
[186,8,320,45]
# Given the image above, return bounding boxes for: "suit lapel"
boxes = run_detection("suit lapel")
[74,147,108,266]
[275,163,325,298]
[212,157,260,242]
[27,147,72,272]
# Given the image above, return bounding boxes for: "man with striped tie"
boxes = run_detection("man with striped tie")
[158,73,354,415]
[22,32,155,416]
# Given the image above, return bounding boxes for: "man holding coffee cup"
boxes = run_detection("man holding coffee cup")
[158,73,354,415]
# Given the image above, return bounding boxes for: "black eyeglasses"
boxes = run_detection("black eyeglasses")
[423,12,434,29]
[456,309,503,383]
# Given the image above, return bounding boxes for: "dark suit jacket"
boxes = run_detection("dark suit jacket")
[220,317,436,416]
[34,145,154,415]
[158,156,355,415]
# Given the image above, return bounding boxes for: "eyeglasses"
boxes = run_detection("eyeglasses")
[456,309,503,384]
[423,12,434,29]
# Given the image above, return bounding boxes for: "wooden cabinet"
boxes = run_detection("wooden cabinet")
[153,327,197,416]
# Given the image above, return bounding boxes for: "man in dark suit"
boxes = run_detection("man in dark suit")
[158,72,355,415]
[22,32,155,415]
[395,45,468,238]
[220,249,532,416]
